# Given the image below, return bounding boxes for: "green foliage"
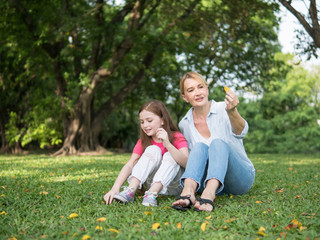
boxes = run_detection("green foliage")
[5,112,24,147]
[0,154,319,239]
[21,104,63,149]
[5,96,63,149]
[0,0,306,153]
[241,55,320,153]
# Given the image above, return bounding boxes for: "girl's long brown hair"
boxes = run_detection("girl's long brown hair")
[139,100,179,152]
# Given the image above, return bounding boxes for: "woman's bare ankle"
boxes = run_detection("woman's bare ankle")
[200,189,215,202]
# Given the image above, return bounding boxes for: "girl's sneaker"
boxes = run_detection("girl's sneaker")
[113,187,134,203]
[142,191,158,207]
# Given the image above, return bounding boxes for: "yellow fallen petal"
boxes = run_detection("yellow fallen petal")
[176,222,182,229]
[258,226,266,232]
[8,238,17,240]
[164,222,169,225]
[257,231,266,236]
[205,215,212,219]
[96,217,106,222]
[81,235,91,240]
[72,233,77,237]
[108,229,119,234]
[224,86,230,92]
[95,226,103,231]
[152,223,160,230]
[299,226,307,231]
[68,213,79,219]
[144,211,152,215]
[201,222,207,232]
[41,235,47,239]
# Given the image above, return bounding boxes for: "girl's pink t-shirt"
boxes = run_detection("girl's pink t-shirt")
[132,132,188,156]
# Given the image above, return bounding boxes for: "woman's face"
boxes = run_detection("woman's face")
[139,110,163,138]
[182,78,209,107]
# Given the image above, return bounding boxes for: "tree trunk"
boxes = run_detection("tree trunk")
[53,0,201,156]
[0,111,9,154]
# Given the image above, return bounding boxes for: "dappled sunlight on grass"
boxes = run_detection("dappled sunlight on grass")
[0,153,319,239]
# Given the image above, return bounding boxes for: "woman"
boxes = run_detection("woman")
[171,72,255,212]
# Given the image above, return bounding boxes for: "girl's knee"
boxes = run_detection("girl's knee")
[162,152,178,165]
[145,145,162,154]
[141,145,162,163]
[144,145,162,156]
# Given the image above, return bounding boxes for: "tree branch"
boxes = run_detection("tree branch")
[279,0,319,47]
[88,0,104,70]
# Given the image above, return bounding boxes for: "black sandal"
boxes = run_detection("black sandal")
[171,195,193,211]
[194,198,215,212]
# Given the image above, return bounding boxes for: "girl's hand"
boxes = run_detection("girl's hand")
[224,89,239,112]
[104,189,118,205]
[156,128,170,147]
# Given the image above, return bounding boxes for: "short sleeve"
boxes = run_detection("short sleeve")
[173,132,188,149]
[132,139,143,156]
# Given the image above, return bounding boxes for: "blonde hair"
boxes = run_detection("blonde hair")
[139,100,179,152]
[180,72,208,95]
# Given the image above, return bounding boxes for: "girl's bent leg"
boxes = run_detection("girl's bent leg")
[129,145,162,189]
[151,152,181,195]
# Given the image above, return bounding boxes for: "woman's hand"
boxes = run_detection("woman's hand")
[224,89,239,112]
[156,128,170,147]
[103,189,118,205]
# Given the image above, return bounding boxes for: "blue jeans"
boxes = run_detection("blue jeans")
[181,139,255,195]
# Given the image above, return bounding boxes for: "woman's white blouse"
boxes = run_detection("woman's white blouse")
[178,100,253,167]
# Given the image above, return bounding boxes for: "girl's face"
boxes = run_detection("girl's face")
[139,110,163,139]
[182,78,209,107]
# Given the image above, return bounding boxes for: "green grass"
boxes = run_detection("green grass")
[0,153,319,240]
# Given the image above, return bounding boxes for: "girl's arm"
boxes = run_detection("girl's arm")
[156,128,189,168]
[224,90,245,135]
[104,153,140,205]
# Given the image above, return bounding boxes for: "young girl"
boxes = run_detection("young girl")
[104,100,189,207]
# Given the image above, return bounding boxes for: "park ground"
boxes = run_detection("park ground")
[0,153,319,239]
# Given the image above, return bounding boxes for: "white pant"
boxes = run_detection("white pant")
[128,145,183,196]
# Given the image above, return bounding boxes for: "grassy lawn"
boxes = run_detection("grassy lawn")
[0,153,319,240]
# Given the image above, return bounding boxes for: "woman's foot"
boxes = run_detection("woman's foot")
[172,194,196,211]
[194,198,215,212]
[194,191,215,212]
[193,179,219,212]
